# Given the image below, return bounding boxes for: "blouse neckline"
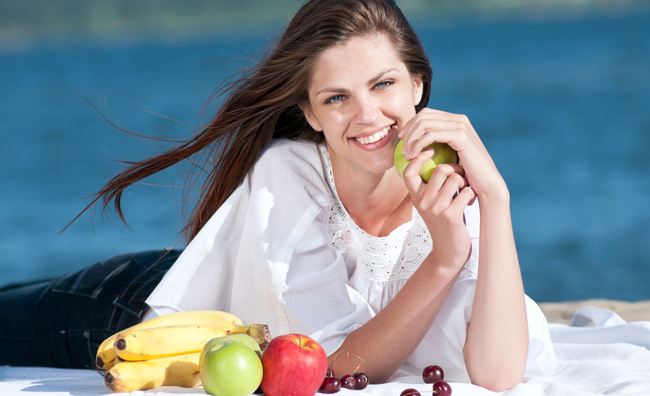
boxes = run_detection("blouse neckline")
[317,143,416,241]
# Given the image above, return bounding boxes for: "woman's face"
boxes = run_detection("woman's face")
[302,33,423,181]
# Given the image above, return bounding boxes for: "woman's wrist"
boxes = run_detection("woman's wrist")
[476,179,510,208]
[423,248,468,279]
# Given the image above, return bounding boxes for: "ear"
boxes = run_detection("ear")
[299,103,323,132]
[412,74,424,106]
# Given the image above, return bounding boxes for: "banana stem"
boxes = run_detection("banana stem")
[231,324,272,351]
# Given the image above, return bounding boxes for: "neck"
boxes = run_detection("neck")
[331,161,412,238]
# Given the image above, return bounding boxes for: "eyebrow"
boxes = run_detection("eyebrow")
[315,67,399,97]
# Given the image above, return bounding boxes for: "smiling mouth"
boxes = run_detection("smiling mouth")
[353,125,394,145]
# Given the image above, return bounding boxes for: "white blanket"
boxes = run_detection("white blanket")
[2,307,649,396]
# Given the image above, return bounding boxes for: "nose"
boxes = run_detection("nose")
[354,94,380,125]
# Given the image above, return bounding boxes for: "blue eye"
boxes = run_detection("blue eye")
[325,94,346,104]
[375,80,393,89]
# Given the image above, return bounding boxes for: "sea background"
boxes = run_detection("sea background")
[1,0,649,303]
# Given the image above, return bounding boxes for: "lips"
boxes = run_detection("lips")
[353,125,393,145]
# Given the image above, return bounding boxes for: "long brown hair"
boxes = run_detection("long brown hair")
[81,0,433,242]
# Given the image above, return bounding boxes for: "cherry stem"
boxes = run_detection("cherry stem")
[329,350,345,372]
[354,355,368,374]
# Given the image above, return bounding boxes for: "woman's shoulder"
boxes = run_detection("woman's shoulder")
[258,139,321,166]
[250,138,333,203]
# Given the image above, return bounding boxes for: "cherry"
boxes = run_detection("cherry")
[422,365,444,384]
[353,372,368,390]
[432,380,452,396]
[340,374,357,390]
[400,389,421,396]
[319,377,341,394]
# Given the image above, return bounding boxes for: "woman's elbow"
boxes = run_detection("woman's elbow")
[464,344,527,392]
[470,370,524,392]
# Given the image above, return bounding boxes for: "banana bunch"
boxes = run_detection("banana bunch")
[97,310,270,393]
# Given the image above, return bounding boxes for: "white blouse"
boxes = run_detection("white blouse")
[146,138,557,382]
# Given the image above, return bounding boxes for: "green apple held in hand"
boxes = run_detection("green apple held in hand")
[394,140,458,183]
[199,339,263,396]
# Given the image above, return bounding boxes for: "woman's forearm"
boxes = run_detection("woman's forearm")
[464,188,529,391]
[329,259,460,384]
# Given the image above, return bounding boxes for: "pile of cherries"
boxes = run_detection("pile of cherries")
[401,365,452,396]
[319,368,369,393]
[319,363,451,395]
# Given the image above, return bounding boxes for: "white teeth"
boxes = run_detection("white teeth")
[355,126,391,145]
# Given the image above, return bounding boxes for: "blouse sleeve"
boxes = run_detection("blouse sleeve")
[225,180,376,354]
[275,208,375,355]
[146,140,374,354]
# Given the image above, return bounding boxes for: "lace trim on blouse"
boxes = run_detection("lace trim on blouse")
[318,144,433,283]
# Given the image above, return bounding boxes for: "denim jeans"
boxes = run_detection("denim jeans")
[0,249,181,369]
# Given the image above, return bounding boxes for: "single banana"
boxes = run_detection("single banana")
[115,324,228,361]
[134,310,245,330]
[95,333,118,370]
[96,310,244,369]
[104,352,201,392]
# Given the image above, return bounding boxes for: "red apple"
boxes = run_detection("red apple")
[260,334,328,396]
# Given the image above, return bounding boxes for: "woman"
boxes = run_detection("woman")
[0,0,556,390]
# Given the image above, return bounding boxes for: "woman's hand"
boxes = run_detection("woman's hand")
[402,151,474,270]
[398,108,507,199]
[399,109,491,270]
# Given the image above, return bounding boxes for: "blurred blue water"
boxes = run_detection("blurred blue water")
[1,12,649,302]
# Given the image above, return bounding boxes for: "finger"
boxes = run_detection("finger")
[425,163,463,192]
[437,172,468,204]
[419,173,470,222]
[401,120,461,160]
[403,128,467,161]
[402,148,434,194]
[400,108,471,139]
[449,185,477,213]
[401,119,462,143]
[468,192,477,206]
[401,110,481,160]
[412,164,461,210]
[398,108,436,139]
[438,163,465,177]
